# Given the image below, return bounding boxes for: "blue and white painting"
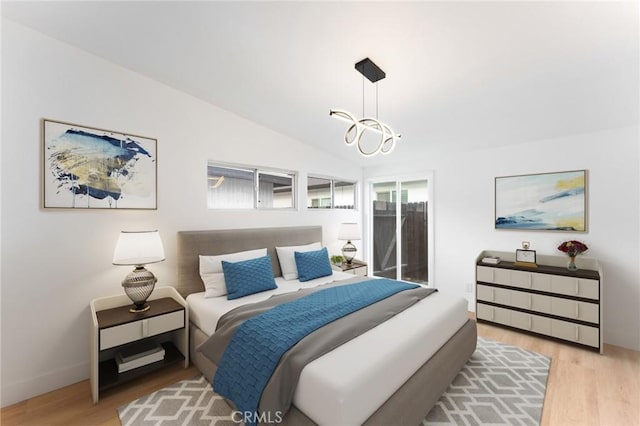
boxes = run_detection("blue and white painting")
[44,120,157,209]
[495,170,586,232]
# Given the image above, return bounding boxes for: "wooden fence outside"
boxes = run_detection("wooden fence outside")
[372,201,428,284]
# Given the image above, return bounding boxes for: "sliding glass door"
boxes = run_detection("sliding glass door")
[371,179,429,284]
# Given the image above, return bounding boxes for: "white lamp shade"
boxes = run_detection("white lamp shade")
[338,223,361,241]
[113,230,165,266]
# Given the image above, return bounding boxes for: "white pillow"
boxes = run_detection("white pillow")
[275,242,322,280]
[199,248,267,298]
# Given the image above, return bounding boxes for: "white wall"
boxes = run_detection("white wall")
[364,125,640,351]
[0,17,4,408]
[0,20,362,406]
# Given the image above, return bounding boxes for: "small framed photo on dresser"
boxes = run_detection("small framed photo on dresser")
[515,249,537,267]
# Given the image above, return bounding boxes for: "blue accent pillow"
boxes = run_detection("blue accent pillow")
[222,255,278,300]
[295,247,333,282]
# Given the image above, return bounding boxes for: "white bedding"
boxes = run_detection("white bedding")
[187,271,354,335]
[187,275,469,426]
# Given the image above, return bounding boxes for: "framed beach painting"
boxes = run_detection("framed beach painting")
[43,119,157,209]
[495,170,587,232]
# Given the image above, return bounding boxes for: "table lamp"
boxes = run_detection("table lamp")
[338,222,361,265]
[113,230,165,313]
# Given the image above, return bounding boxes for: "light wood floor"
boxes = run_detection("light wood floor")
[478,321,640,426]
[2,321,639,426]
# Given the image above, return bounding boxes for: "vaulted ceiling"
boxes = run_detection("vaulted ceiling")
[2,1,638,166]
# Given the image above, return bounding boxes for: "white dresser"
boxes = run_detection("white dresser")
[475,250,603,353]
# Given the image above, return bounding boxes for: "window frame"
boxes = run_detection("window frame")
[207,161,297,210]
[306,175,358,210]
[366,172,434,287]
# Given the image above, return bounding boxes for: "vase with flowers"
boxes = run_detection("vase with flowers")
[557,240,588,271]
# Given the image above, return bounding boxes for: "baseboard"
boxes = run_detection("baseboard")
[1,361,89,408]
[604,328,640,352]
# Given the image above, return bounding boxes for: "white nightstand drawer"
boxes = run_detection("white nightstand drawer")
[100,311,184,350]
[351,267,367,277]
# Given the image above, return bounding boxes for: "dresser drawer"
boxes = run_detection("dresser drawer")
[511,310,551,335]
[476,266,510,286]
[551,319,599,348]
[551,298,599,324]
[476,266,495,283]
[510,290,552,314]
[477,303,510,326]
[551,276,599,300]
[476,284,510,305]
[511,270,552,292]
[100,310,184,350]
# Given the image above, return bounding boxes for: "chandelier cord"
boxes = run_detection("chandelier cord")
[362,75,365,118]
[376,82,379,120]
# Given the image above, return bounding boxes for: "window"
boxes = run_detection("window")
[207,163,295,209]
[375,189,408,204]
[258,171,294,209]
[334,180,357,209]
[307,176,356,209]
[307,177,331,209]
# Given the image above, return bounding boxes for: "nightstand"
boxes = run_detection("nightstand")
[333,260,368,277]
[89,286,189,403]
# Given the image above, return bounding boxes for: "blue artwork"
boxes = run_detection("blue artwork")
[44,120,157,209]
[495,170,586,232]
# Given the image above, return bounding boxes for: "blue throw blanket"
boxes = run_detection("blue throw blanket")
[213,279,418,424]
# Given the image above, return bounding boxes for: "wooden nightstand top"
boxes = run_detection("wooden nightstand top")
[96,297,184,329]
[337,260,366,270]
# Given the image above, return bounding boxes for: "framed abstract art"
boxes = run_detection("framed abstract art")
[495,170,587,232]
[43,119,157,209]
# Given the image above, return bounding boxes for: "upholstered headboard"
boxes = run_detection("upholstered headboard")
[176,226,323,298]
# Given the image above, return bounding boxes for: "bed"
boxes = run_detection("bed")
[177,226,477,425]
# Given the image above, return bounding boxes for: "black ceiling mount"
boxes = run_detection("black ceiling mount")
[355,58,386,83]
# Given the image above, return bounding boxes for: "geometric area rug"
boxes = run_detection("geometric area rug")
[424,337,551,426]
[118,337,550,426]
[118,375,233,426]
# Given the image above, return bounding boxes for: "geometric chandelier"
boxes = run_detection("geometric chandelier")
[330,57,401,157]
